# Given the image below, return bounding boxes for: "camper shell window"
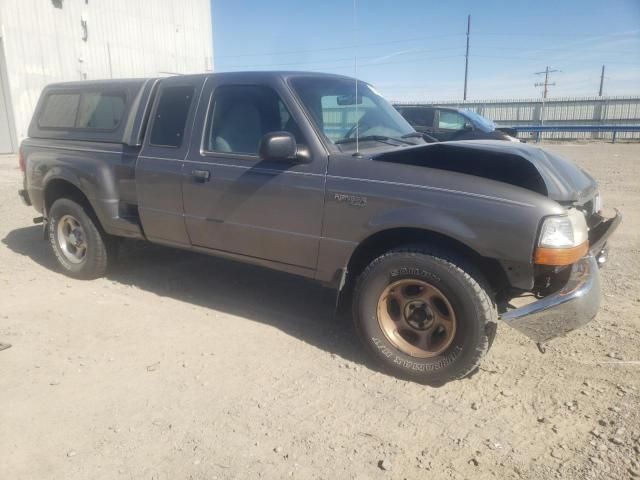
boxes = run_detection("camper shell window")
[38,91,126,131]
[27,78,157,146]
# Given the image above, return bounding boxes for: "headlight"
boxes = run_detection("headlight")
[534,209,589,265]
[538,210,588,248]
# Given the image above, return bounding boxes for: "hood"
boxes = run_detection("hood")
[372,140,597,203]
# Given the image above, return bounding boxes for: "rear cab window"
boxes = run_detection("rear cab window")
[77,93,125,129]
[149,86,195,148]
[28,79,156,145]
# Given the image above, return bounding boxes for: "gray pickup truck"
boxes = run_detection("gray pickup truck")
[18,71,620,385]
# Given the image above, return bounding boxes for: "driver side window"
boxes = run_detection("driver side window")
[205,85,303,155]
[436,110,468,131]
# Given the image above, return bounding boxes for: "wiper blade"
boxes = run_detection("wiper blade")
[335,135,394,145]
[402,131,438,143]
[335,135,413,146]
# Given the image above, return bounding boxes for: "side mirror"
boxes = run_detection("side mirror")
[258,131,298,162]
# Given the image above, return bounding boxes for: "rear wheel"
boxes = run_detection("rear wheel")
[353,246,497,385]
[48,198,115,279]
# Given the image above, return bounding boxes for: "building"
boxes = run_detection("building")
[0,0,214,153]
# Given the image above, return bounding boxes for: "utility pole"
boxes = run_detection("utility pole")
[534,66,558,98]
[533,66,558,142]
[599,65,605,96]
[463,14,471,101]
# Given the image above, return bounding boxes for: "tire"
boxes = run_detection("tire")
[352,246,497,385]
[48,198,116,279]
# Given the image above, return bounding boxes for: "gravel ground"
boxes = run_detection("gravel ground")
[1,143,639,480]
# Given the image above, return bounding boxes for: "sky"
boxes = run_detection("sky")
[211,0,640,102]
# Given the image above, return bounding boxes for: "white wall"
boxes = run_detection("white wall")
[0,37,17,153]
[0,0,214,146]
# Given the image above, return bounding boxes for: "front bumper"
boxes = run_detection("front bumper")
[500,209,621,343]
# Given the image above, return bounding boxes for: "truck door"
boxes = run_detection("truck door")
[433,109,472,142]
[401,107,435,137]
[136,76,206,245]
[182,78,328,271]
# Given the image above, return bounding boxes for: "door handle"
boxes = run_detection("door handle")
[191,169,211,182]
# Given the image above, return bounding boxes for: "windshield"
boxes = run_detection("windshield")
[290,76,417,150]
[461,110,496,133]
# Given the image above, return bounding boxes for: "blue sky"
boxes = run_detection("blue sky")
[211,0,640,101]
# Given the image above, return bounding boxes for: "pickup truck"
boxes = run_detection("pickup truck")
[18,71,620,385]
[394,105,521,142]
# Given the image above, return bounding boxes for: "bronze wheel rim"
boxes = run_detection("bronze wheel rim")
[377,279,457,358]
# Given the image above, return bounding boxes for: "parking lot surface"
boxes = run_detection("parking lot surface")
[1,143,639,480]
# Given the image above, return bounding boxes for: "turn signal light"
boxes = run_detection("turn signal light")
[534,241,589,266]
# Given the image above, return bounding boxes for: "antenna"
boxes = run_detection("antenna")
[353,0,359,155]
[463,14,471,101]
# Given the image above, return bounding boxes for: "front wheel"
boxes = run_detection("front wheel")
[48,198,116,279]
[353,247,497,385]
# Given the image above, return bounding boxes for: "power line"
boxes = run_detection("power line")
[210,17,638,97]
[214,33,462,59]
[214,49,638,85]
[214,29,638,60]
[221,54,462,75]
[471,55,639,71]
[332,53,462,69]
[473,31,639,37]
[219,49,462,70]
[217,50,639,69]
[471,45,639,54]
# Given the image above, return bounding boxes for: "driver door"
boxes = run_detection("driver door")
[182,81,327,271]
[398,107,436,136]
[434,109,472,141]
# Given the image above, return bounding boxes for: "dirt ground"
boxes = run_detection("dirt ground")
[1,143,639,480]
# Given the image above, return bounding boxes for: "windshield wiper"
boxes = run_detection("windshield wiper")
[335,135,413,146]
[402,131,438,143]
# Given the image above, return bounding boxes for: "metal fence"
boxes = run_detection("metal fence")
[393,96,640,141]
